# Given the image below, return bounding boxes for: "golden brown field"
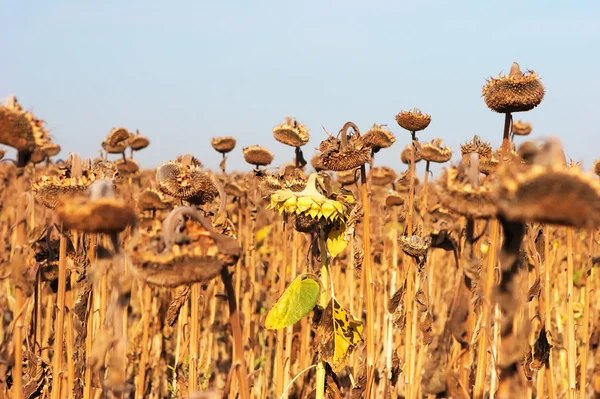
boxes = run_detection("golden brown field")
[0,62,599,399]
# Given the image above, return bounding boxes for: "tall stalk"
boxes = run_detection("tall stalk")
[12,173,26,399]
[51,229,68,399]
[566,228,576,398]
[220,267,250,399]
[189,282,201,395]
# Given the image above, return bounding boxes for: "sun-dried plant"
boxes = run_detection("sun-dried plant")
[512,120,533,136]
[156,155,219,205]
[369,166,397,187]
[395,108,431,138]
[129,206,241,287]
[436,155,496,219]
[401,144,422,165]
[494,138,600,228]
[416,139,452,163]
[273,117,310,148]
[243,145,274,168]
[128,129,150,151]
[483,63,545,114]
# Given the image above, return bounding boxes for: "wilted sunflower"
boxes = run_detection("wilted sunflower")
[512,120,533,136]
[114,158,140,176]
[56,180,136,235]
[156,156,219,205]
[437,156,496,219]
[243,145,274,168]
[494,139,600,228]
[102,127,130,159]
[136,187,172,213]
[318,122,371,171]
[0,96,53,165]
[369,166,397,186]
[401,144,422,165]
[395,108,431,133]
[211,136,237,154]
[273,117,310,148]
[336,169,359,186]
[30,142,61,164]
[399,234,431,258]
[460,136,499,175]
[128,129,150,151]
[416,139,452,163]
[482,62,545,114]
[362,124,396,153]
[129,206,241,287]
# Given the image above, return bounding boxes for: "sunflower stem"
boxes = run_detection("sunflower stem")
[501,113,512,157]
[566,227,576,399]
[220,267,251,399]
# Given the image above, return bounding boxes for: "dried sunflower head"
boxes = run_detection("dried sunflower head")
[336,169,359,186]
[318,122,371,171]
[273,117,310,147]
[114,158,140,175]
[399,235,431,258]
[311,154,327,172]
[482,62,545,113]
[416,139,452,163]
[369,166,397,186]
[156,157,218,205]
[211,136,237,154]
[395,170,420,193]
[136,188,172,212]
[362,124,395,152]
[594,160,600,178]
[128,130,150,151]
[106,127,130,146]
[460,135,492,159]
[437,156,497,219]
[243,145,274,167]
[494,139,600,228]
[384,192,405,208]
[56,180,136,234]
[401,144,422,164]
[0,96,39,153]
[129,207,241,287]
[512,120,533,136]
[395,108,431,132]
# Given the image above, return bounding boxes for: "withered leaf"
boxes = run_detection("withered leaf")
[527,276,541,302]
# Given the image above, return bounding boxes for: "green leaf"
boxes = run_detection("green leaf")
[326,222,348,259]
[264,275,320,330]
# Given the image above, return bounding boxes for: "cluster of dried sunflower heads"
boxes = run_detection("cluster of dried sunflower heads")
[362,124,395,152]
[273,117,309,147]
[102,127,130,154]
[129,207,241,287]
[56,180,136,234]
[211,136,237,154]
[437,162,496,219]
[32,168,113,209]
[369,166,397,186]
[317,131,371,171]
[268,173,352,223]
[416,138,452,163]
[395,108,431,132]
[401,144,422,164]
[128,129,150,151]
[494,139,600,228]
[512,120,532,136]
[243,145,274,167]
[482,62,545,113]
[156,156,218,205]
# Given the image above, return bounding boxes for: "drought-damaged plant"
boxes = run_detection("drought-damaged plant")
[210,136,237,173]
[273,117,310,168]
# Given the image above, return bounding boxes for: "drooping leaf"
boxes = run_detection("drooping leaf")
[317,297,363,372]
[264,274,320,330]
[326,222,348,259]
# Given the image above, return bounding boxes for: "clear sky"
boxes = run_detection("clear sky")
[1,1,598,175]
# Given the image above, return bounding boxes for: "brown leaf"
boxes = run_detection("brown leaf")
[527,276,541,302]
[166,285,190,327]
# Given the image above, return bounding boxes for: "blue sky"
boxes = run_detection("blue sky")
[1,1,598,175]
